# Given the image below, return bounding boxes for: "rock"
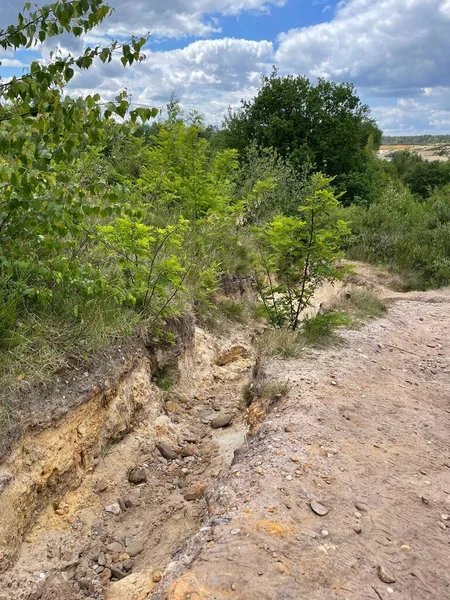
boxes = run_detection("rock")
[152,571,163,583]
[126,541,144,557]
[122,559,134,572]
[441,514,450,521]
[354,525,362,534]
[211,414,233,429]
[290,456,300,463]
[128,467,147,485]
[354,501,369,512]
[105,503,121,515]
[378,565,396,584]
[100,568,112,585]
[106,542,123,554]
[123,498,134,509]
[180,445,197,457]
[310,501,329,516]
[118,498,127,512]
[105,569,156,600]
[184,483,207,501]
[110,567,127,580]
[438,521,447,530]
[94,479,109,493]
[0,470,13,495]
[156,442,178,461]
[98,551,107,566]
[321,530,329,538]
[400,545,410,552]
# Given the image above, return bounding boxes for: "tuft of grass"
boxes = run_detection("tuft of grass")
[298,312,352,348]
[259,380,291,403]
[253,328,301,360]
[217,299,246,322]
[333,287,387,321]
[152,366,176,391]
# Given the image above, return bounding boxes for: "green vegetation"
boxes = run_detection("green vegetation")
[222,70,382,205]
[345,183,450,289]
[335,288,388,321]
[382,135,450,145]
[2,0,450,454]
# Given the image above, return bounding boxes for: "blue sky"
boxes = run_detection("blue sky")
[1,0,450,135]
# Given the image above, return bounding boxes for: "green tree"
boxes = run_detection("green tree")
[0,0,157,307]
[254,173,349,330]
[223,71,382,204]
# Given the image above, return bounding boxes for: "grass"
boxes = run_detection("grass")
[253,328,301,359]
[332,287,387,321]
[298,311,352,348]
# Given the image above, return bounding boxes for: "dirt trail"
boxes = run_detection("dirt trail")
[2,268,450,600]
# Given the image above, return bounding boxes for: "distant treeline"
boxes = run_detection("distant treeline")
[382,135,450,145]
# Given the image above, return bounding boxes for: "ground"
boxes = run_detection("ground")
[1,266,450,600]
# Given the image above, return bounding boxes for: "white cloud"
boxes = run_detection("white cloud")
[275,0,450,133]
[0,0,285,39]
[68,38,274,123]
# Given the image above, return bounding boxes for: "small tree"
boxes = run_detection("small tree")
[254,173,349,330]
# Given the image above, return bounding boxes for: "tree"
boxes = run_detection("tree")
[254,173,349,330]
[223,71,382,204]
[0,0,158,306]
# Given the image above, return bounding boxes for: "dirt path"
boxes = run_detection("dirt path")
[2,273,450,600]
[160,286,450,600]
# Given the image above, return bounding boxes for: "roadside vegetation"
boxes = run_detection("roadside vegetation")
[1,0,450,451]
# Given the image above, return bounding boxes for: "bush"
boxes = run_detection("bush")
[345,183,450,289]
[299,312,352,348]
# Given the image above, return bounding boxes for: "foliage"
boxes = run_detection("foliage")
[382,135,450,145]
[334,288,387,321]
[386,150,450,198]
[299,311,352,347]
[254,173,350,330]
[346,183,450,288]
[223,70,382,204]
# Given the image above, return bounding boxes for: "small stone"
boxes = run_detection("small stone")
[123,498,134,509]
[231,529,241,535]
[156,442,178,461]
[354,511,362,519]
[387,587,394,594]
[184,483,207,501]
[354,502,368,512]
[99,568,112,585]
[354,526,362,534]
[118,498,127,512]
[290,456,300,463]
[321,530,329,538]
[276,563,288,574]
[126,541,144,557]
[310,501,329,516]
[106,542,123,554]
[97,551,106,566]
[438,521,447,530]
[400,545,410,552]
[128,467,147,485]
[94,479,108,493]
[441,514,450,521]
[110,566,127,580]
[211,414,233,429]
[378,565,396,584]
[421,495,429,504]
[152,571,163,583]
[105,503,121,515]
[181,445,197,457]
[122,559,133,572]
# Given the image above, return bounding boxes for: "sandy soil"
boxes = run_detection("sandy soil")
[2,267,450,600]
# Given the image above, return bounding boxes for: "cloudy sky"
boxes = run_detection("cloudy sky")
[1,0,449,135]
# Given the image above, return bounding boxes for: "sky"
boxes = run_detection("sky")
[1,0,450,135]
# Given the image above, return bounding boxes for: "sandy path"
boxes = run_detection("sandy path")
[163,288,450,599]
